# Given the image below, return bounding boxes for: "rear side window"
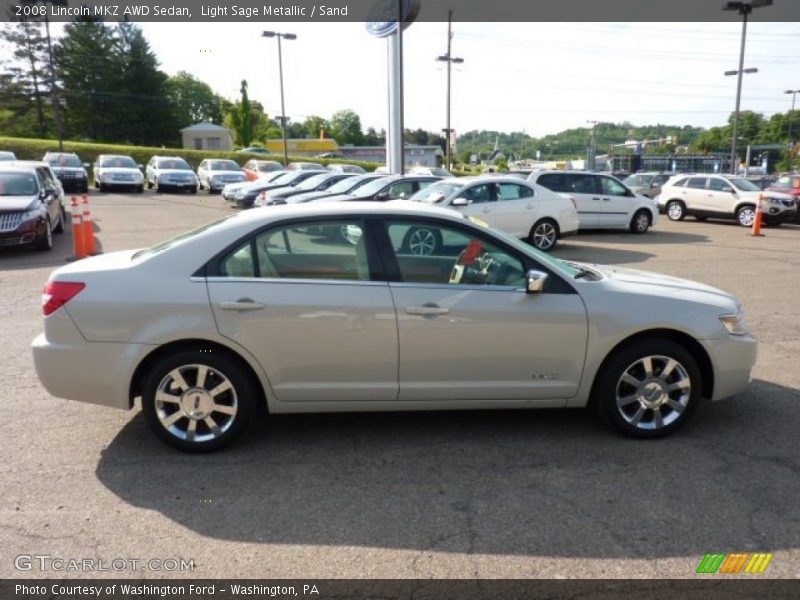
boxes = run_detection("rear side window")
[686,177,707,189]
[497,183,534,201]
[536,174,568,192]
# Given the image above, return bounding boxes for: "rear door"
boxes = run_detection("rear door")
[684,176,709,211]
[493,181,537,237]
[206,218,399,403]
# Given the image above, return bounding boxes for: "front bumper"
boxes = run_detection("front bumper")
[762,206,797,224]
[699,333,758,401]
[0,216,45,247]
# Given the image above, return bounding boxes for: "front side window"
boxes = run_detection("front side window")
[384,220,526,288]
[386,181,415,199]
[462,183,493,204]
[708,178,732,192]
[220,220,370,281]
[599,176,629,196]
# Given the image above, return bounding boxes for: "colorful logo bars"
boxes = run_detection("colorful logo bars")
[696,553,773,574]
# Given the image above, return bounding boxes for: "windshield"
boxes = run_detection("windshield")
[133,215,235,259]
[208,160,241,171]
[100,156,137,168]
[327,175,371,194]
[258,162,282,172]
[623,174,653,187]
[157,158,192,170]
[0,172,38,196]
[351,177,392,197]
[728,178,761,192]
[295,174,330,190]
[410,181,462,203]
[48,155,82,168]
[464,215,580,278]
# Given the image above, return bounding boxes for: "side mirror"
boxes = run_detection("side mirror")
[83,163,90,168]
[374,191,390,201]
[138,164,144,170]
[526,270,548,295]
[723,186,734,193]
[451,197,470,206]
[650,181,660,188]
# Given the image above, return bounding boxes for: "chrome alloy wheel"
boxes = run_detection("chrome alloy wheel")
[532,221,557,250]
[667,202,684,220]
[615,355,691,430]
[154,364,238,442]
[737,206,756,227]
[408,228,437,255]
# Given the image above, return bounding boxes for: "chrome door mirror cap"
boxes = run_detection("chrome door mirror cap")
[526,270,548,294]
[451,197,470,206]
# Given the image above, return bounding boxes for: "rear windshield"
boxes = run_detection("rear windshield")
[100,156,137,168]
[47,155,82,168]
[157,158,192,170]
[0,172,38,196]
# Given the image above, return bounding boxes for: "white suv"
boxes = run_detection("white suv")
[408,176,579,251]
[145,156,198,193]
[658,174,797,227]
[528,170,658,234]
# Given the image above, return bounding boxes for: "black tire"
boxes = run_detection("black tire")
[736,204,756,227]
[141,349,258,452]
[53,206,65,234]
[36,217,53,251]
[528,218,559,251]
[136,185,144,194]
[593,338,702,439]
[629,209,651,234]
[190,187,198,194]
[666,200,685,221]
[98,183,106,193]
[402,226,443,256]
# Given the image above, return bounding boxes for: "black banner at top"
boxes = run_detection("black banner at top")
[1,0,800,22]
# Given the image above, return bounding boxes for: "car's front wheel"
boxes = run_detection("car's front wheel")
[666,200,685,221]
[142,350,257,452]
[629,209,651,233]
[528,218,559,251]
[36,216,53,251]
[593,338,702,439]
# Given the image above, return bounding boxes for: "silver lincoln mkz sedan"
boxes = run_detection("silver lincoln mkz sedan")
[32,202,756,451]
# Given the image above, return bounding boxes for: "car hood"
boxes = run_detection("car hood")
[157,169,195,177]
[0,196,38,211]
[98,167,141,175]
[207,170,245,178]
[583,263,740,312]
[758,190,793,201]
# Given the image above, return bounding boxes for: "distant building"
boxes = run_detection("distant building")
[340,145,443,167]
[180,122,234,151]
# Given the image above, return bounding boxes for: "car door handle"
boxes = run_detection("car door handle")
[406,305,450,316]
[219,299,266,311]
[602,197,610,201]
[525,203,534,209]
[592,197,601,201]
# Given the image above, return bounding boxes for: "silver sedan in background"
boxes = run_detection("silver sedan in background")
[32,202,756,452]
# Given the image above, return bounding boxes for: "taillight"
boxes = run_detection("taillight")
[42,281,85,316]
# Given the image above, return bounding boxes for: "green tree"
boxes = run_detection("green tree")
[329,109,364,145]
[166,71,224,130]
[0,19,50,138]
[302,115,329,139]
[364,127,384,146]
[236,80,253,146]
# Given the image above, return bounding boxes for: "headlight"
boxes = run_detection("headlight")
[720,312,748,336]
[233,190,246,199]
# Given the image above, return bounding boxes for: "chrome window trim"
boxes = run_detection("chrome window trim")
[204,276,387,287]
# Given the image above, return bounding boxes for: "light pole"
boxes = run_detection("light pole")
[436,9,463,171]
[586,120,598,170]
[262,31,296,167]
[784,89,799,169]
[722,0,772,174]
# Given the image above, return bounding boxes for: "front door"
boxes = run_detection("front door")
[379,218,588,403]
[451,182,497,227]
[206,218,399,402]
[597,175,633,227]
[705,177,736,215]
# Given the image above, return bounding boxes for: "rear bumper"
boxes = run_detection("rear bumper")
[700,334,758,401]
[32,331,151,410]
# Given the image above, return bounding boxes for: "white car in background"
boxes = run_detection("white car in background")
[92,154,144,193]
[197,159,247,193]
[145,156,198,193]
[528,170,658,234]
[32,201,756,451]
[0,151,17,161]
[409,176,579,251]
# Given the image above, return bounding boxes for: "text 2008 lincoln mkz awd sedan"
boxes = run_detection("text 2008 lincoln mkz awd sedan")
[32,202,756,452]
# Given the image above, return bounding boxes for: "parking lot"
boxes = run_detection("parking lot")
[1,190,799,579]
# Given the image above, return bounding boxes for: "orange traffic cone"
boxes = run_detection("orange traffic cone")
[751,194,764,237]
[81,194,98,255]
[66,197,86,261]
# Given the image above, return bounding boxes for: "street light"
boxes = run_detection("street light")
[435,9,464,171]
[722,0,772,174]
[784,89,800,169]
[262,31,297,167]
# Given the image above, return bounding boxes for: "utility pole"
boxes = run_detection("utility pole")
[436,10,463,171]
[785,89,799,169]
[587,120,598,170]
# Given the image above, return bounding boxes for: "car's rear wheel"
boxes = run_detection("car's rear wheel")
[142,350,257,452]
[403,226,443,256]
[629,209,651,234]
[593,338,702,439]
[528,218,559,251]
[736,205,756,227]
[666,200,685,221]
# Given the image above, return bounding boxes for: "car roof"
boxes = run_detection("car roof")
[0,163,39,174]
[5,160,50,168]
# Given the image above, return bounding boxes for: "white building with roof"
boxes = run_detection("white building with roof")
[180,122,234,151]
